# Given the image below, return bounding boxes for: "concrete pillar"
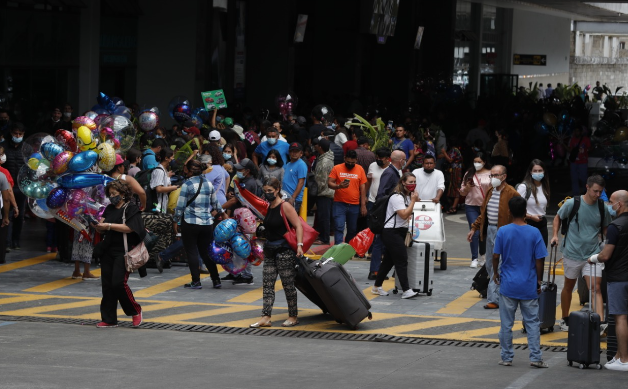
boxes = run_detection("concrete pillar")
[575,31,582,56]
[604,35,610,57]
[612,37,619,58]
[78,0,101,114]
[585,34,591,56]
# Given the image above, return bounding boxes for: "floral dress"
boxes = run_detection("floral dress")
[446,147,464,198]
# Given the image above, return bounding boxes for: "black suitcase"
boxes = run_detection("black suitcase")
[297,256,372,329]
[567,263,602,370]
[295,260,329,314]
[471,264,489,298]
[577,271,608,305]
[538,244,559,332]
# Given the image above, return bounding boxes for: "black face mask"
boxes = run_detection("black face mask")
[376,160,384,167]
[424,168,434,174]
[264,192,277,202]
[109,195,122,206]
[345,163,355,170]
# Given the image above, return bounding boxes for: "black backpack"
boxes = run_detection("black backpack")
[560,196,605,246]
[471,264,489,298]
[135,168,157,211]
[517,182,532,201]
[367,194,395,234]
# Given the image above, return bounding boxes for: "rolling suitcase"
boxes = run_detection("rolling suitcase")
[394,242,434,296]
[538,244,559,332]
[297,255,372,329]
[567,263,602,370]
[141,211,175,268]
[295,261,329,314]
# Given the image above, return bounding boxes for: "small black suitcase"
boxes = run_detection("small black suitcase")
[567,263,602,370]
[295,260,329,314]
[471,264,489,298]
[538,244,559,332]
[297,256,372,329]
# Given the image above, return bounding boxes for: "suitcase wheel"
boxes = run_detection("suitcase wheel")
[579,364,586,369]
[596,364,602,370]
[427,290,432,296]
[568,361,573,367]
[367,312,373,320]
[392,289,398,295]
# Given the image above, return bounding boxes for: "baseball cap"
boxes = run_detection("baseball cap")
[209,130,221,141]
[289,142,303,151]
[223,117,234,127]
[187,126,201,136]
[114,154,125,166]
[232,124,245,139]
[234,158,256,171]
[297,116,306,125]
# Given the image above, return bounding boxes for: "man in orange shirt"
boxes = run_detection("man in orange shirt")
[327,150,367,245]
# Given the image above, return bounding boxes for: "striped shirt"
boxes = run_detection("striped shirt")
[174,175,223,226]
[487,189,501,225]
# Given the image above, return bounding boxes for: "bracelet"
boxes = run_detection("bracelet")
[297,243,303,246]
[108,223,111,231]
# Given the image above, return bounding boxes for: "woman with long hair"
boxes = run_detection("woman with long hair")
[258,149,285,182]
[249,177,303,328]
[517,159,550,247]
[175,159,226,290]
[459,152,492,268]
[371,172,420,299]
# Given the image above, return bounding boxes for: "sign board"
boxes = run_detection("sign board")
[513,54,546,66]
[201,90,227,111]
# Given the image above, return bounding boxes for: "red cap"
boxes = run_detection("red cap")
[187,126,201,136]
[115,154,124,166]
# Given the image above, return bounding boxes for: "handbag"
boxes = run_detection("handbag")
[122,204,150,272]
[279,201,319,253]
[405,213,414,247]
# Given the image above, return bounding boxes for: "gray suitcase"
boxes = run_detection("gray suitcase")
[393,242,434,296]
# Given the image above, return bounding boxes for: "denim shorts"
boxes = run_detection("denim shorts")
[608,281,628,315]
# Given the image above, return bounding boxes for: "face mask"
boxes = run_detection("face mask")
[220,144,225,150]
[155,135,162,139]
[63,112,71,118]
[264,192,277,202]
[424,168,434,174]
[12,136,23,143]
[376,159,384,167]
[0,155,5,164]
[182,130,188,136]
[52,118,60,123]
[109,195,122,206]
[491,177,502,188]
[531,173,544,181]
[267,138,277,145]
[345,162,355,169]
[473,163,484,170]
[267,158,277,165]
[331,123,337,130]
[236,172,245,179]
[406,184,417,192]
[608,204,617,218]
[223,153,232,160]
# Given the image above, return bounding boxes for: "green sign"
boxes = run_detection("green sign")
[201,89,227,110]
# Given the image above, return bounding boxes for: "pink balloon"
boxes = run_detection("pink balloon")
[65,189,87,219]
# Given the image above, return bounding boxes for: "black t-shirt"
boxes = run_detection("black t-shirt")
[605,214,628,281]
[309,123,326,140]
[265,202,288,241]
[101,202,145,251]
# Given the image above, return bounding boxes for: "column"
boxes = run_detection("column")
[78,0,101,114]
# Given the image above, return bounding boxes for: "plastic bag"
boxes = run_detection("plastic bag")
[348,228,375,257]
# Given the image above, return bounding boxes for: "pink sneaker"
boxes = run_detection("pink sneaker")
[96,321,117,328]
[132,312,143,327]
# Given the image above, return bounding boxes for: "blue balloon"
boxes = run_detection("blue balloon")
[111,96,125,107]
[97,92,110,107]
[190,114,203,128]
[214,219,238,243]
[173,103,192,123]
[193,107,210,122]
[46,187,69,209]
[209,241,234,265]
[68,151,98,172]
[41,143,65,161]
[36,198,51,213]
[56,173,115,189]
[230,233,251,258]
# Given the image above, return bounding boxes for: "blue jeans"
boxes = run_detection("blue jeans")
[159,239,185,261]
[466,205,481,260]
[570,163,588,196]
[367,201,382,272]
[499,295,542,362]
[316,196,333,244]
[333,202,359,245]
[486,225,500,305]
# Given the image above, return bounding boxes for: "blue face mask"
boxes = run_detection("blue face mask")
[531,173,544,181]
[608,204,617,217]
[182,130,188,136]
[223,153,232,160]
[267,158,277,165]
[267,138,277,145]
[12,136,23,143]
[331,123,337,130]
[155,135,162,139]
[236,171,245,179]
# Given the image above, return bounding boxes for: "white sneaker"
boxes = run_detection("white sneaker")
[559,319,569,332]
[470,259,478,268]
[600,323,608,336]
[605,357,617,368]
[401,289,419,299]
[371,286,389,296]
[478,255,486,267]
[604,359,628,371]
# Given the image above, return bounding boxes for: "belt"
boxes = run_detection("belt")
[488,223,498,227]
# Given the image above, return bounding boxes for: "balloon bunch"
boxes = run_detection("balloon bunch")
[88,91,161,133]
[21,130,115,242]
[536,110,575,161]
[167,96,205,127]
[210,215,264,275]
[275,91,298,120]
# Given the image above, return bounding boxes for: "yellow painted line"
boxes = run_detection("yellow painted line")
[150,305,261,323]
[23,270,102,293]
[437,324,506,340]
[0,299,100,316]
[133,271,224,298]
[437,290,483,315]
[362,317,477,335]
[72,300,200,320]
[363,278,396,300]
[0,254,56,274]
[0,294,59,305]
[228,283,282,303]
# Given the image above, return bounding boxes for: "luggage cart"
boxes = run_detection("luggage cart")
[410,201,447,270]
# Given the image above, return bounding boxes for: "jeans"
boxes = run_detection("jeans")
[333,202,359,245]
[367,201,382,272]
[159,239,184,261]
[294,201,302,215]
[466,205,481,260]
[486,225,500,305]
[499,295,542,362]
[181,221,219,283]
[375,228,410,291]
[316,196,333,244]
[570,163,588,196]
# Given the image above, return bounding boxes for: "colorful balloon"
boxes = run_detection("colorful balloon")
[209,241,234,265]
[214,219,238,243]
[68,150,98,172]
[168,96,190,119]
[173,103,192,123]
[40,142,65,162]
[46,187,69,209]
[28,198,54,219]
[52,151,74,175]
[65,189,87,219]
[138,111,159,131]
[84,111,99,120]
[113,105,132,119]
[77,126,98,152]
[246,237,265,266]
[97,143,116,171]
[21,133,57,165]
[72,116,97,131]
[233,208,257,234]
[230,232,251,258]
[55,129,78,152]
[17,164,56,200]
[222,254,248,275]
[97,115,136,153]
[56,173,115,189]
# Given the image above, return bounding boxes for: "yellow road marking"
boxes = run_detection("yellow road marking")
[72,301,200,320]
[228,283,282,303]
[151,305,261,323]
[437,324,507,340]
[0,254,56,274]
[437,290,483,315]
[361,317,477,335]
[0,299,100,316]
[23,270,102,293]
[364,278,396,300]
[0,294,59,305]
[133,271,224,298]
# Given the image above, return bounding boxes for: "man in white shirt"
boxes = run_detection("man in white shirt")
[411,155,445,203]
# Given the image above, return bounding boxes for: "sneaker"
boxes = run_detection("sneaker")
[600,323,608,336]
[367,272,377,280]
[233,276,254,285]
[470,259,478,268]
[478,254,486,267]
[46,247,52,253]
[96,322,118,328]
[212,279,222,289]
[184,281,202,289]
[371,286,389,296]
[132,312,143,327]
[530,360,548,368]
[498,360,512,366]
[604,359,628,371]
[606,357,617,368]
[559,318,569,332]
[401,289,419,299]
[221,274,235,281]
[155,255,164,274]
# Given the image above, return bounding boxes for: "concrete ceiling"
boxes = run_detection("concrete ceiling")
[473,0,628,22]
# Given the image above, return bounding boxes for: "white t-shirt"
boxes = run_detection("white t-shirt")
[150,164,171,213]
[517,183,547,216]
[335,132,348,146]
[367,162,387,203]
[0,172,9,209]
[412,168,445,200]
[384,193,410,229]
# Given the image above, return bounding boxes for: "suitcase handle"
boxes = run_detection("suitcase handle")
[590,262,597,316]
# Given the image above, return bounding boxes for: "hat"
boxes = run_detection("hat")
[114,154,125,166]
[223,117,234,127]
[234,158,256,171]
[232,124,245,139]
[357,136,370,145]
[187,126,200,136]
[322,129,335,138]
[209,130,221,141]
[289,142,303,151]
[297,116,307,125]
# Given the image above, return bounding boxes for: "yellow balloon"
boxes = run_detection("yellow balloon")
[77,126,95,151]
[97,143,116,171]
[28,158,40,170]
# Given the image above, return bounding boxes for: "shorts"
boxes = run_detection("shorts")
[563,257,603,279]
[608,281,628,315]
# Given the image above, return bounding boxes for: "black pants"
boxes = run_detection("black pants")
[0,223,8,264]
[315,196,332,244]
[375,228,410,291]
[181,221,219,283]
[526,216,549,248]
[8,189,26,247]
[100,248,141,324]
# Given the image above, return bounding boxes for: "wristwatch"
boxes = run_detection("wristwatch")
[297,243,304,246]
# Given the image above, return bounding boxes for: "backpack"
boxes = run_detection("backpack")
[517,182,532,201]
[367,194,395,234]
[471,264,489,298]
[560,196,605,246]
[135,168,157,211]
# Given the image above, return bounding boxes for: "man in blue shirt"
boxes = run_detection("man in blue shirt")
[252,127,290,166]
[391,126,414,160]
[283,142,308,213]
[142,138,167,170]
[493,196,548,368]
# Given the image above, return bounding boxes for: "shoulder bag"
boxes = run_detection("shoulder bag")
[122,203,150,272]
[279,201,319,253]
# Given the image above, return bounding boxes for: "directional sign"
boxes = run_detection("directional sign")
[513,54,546,66]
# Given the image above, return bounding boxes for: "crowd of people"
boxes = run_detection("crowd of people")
[0,102,627,371]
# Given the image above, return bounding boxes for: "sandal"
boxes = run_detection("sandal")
[447,208,458,214]
[281,319,299,327]
[249,321,272,328]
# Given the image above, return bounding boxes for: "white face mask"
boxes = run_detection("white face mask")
[491,177,502,188]
[473,163,484,170]
[0,155,5,164]
[63,112,72,118]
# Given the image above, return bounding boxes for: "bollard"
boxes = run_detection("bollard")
[299,187,308,220]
